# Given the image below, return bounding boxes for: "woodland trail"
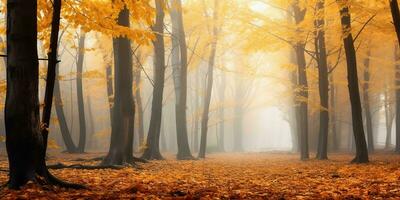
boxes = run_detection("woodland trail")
[0,152,400,199]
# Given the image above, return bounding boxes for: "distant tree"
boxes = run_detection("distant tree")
[362,49,374,152]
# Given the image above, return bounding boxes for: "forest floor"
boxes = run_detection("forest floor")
[0,152,399,199]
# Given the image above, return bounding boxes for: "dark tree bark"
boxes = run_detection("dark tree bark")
[141,0,165,160]
[315,0,329,160]
[54,65,78,153]
[76,31,87,153]
[363,50,374,153]
[6,0,81,189]
[395,44,400,152]
[388,0,400,154]
[338,1,369,163]
[293,2,309,160]
[199,0,219,159]
[170,0,193,160]
[101,6,136,166]
[106,64,113,123]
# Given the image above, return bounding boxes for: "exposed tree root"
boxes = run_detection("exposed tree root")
[47,163,125,170]
[178,155,197,160]
[73,156,148,163]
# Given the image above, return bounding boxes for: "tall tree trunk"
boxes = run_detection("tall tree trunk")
[338,1,369,163]
[6,0,80,189]
[315,0,329,160]
[76,31,86,153]
[395,44,400,152]
[233,75,245,152]
[384,85,393,149]
[217,72,226,152]
[6,0,44,189]
[133,61,144,150]
[293,2,309,160]
[330,75,339,151]
[142,0,165,160]
[192,69,200,152]
[101,6,136,166]
[86,94,95,150]
[170,0,193,159]
[199,0,219,159]
[54,67,78,153]
[363,50,374,152]
[106,64,113,123]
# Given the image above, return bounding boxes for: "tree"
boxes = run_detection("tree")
[6,0,80,189]
[337,0,369,163]
[170,0,194,160]
[142,0,166,160]
[76,31,87,153]
[101,5,136,166]
[362,49,374,152]
[199,0,219,159]
[293,1,309,160]
[315,0,329,160]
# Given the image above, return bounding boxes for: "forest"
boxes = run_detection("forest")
[1,0,400,199]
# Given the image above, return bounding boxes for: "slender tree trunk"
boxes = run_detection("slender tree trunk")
[142,0,165,160]
[384,85,393,148]
[76,32,86,153]
[293,2,309,160]
[54,67,78,153]
[192,69,200,152]
[106,64,113,123]
[217,73,226,152]
[233,75,245,152]
[315,0,329,160]
[171,0,193,159]
[338,1,369,163]
[199,0,219,159]
[133,61,144,150]
[86,94,95,150]
[330,75,339,151]
[102,6,136,166]
[363,50,374,152]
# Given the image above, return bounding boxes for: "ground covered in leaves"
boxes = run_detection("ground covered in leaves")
[0,152,400,199]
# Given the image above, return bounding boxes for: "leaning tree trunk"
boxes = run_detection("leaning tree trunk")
[101,6,136,166]
[76,31,87,153]
[142,0,165,160]
[315,0,329,160]
[171,0,193,160]
[293,2,309,160]
[199,1,219,159]
[338,1,369,163]
[54,65,78,153]
[363,50,374,153]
